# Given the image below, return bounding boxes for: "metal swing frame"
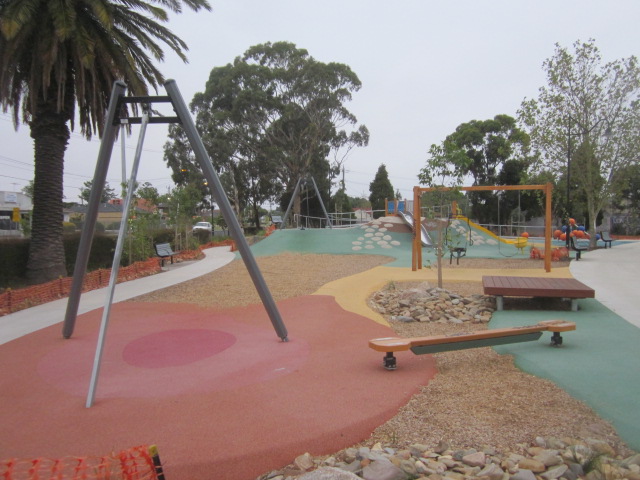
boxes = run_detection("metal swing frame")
[280,175,332,229]
[60,80,289,407]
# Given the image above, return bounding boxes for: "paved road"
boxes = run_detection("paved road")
[0,246,235,345]
[570,240,640,328]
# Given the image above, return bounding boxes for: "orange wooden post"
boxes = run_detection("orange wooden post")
[544,182,553,273]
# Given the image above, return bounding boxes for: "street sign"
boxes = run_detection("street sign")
[12,207,20,222]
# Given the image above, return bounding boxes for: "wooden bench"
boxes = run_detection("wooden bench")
[370,320,576,370]
[482,275,595,311]
[154,242,178,266]
[600,231,614,248]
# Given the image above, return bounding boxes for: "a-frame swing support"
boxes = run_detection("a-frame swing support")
[280,176,333,229]
[62,81,289,405]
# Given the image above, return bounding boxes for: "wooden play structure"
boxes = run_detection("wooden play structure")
[410,184,554,272]
[482,276,595,311]
[369,320,576,370]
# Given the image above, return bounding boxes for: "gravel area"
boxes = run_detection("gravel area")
[133,252,632,456]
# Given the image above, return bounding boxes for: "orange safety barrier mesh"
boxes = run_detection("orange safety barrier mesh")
[0,239,234,317]
[0,445,163,480]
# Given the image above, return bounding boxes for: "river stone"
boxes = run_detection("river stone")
[518,458,546,473]
[362,458,408,480]
[299,467,362,480]
[477,463,505,480]
[534,450,563,467]
[623,454,640,468]
[510,469,537,480]
[295,453,315,471]
[462,451,486,467]
[540,464,568,480]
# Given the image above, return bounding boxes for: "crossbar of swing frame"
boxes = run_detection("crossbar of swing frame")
[411,184,553,273]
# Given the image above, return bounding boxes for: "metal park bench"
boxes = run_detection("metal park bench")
[600,231,614,248]
[154,242,178,267]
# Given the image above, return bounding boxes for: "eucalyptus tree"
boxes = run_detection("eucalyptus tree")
[164,41,369,226]
[419,115,531,224]
[519,39,640,245]
[0,0,210,283]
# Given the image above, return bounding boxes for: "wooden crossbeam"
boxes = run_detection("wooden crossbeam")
[370,320,576,370]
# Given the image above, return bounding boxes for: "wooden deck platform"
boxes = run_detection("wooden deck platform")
[482,275,595,311]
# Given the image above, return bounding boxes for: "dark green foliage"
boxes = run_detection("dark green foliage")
[63,234,117,273]
[0,238,30,287]
[78,181,117,204]
[165,41,368,227]
[369,164,395,218]
[420,115,532,225]
[193,229,211,244]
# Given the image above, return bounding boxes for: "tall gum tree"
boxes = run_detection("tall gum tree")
[164,41,369,225]
[0,0,211,284]
[518,39,640,246]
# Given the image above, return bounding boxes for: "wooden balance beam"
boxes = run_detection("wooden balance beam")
[369,320,576,370]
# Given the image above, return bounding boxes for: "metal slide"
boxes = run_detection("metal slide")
[398,211,433,247]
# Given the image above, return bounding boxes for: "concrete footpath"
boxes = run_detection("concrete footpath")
[0,246,235,345]
[570,240,640,328]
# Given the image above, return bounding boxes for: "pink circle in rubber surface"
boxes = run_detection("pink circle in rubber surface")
[123,329,236,368]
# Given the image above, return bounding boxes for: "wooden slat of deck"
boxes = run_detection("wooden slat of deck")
[482,276,595,298]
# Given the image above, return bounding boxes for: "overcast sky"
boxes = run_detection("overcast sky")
[1,0,638,205]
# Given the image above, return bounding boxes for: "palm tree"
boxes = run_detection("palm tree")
[0,0,210,284]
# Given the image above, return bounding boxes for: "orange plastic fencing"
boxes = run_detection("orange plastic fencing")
[0,239,235,317]
[0,445,163,480]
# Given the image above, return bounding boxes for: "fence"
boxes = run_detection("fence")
[0,239,234,317]
[1,445,163,480]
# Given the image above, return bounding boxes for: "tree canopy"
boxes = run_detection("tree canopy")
[419,114,532,224]
[518,39,640,243]
[164,41,369,228]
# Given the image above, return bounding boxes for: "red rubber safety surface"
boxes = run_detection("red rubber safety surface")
[0,296,435,480]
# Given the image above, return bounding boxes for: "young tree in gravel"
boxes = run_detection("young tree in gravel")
[0,0,211,284]
[369,164,394,218]
[419,115,531,225]
[518,39,640,247]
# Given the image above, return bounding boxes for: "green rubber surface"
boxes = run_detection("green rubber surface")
[490,299,640,451]
[250,226,640,450]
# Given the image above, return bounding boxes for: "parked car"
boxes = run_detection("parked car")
[192,221,213,233]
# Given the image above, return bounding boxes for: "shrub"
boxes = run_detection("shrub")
[62,221,76,233]
[0,238,30,288]
[193,229,211,245]
[64,233,118,273]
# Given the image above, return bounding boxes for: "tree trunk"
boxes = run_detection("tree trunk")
[26,101,70,284]
[588,203,600,249]
[293,193,301,219]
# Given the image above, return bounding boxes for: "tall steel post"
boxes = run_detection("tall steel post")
[164,80,288,341]
[62,81,126,339]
